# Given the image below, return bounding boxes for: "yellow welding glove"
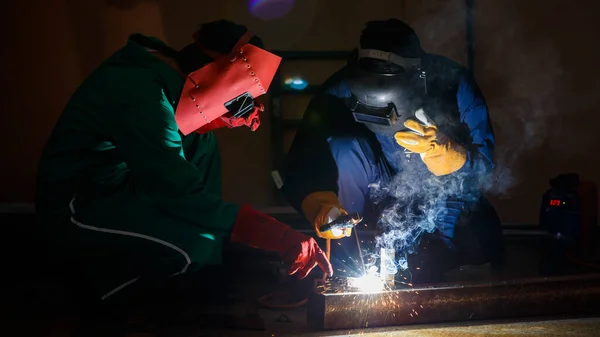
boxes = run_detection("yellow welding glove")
[394,110,467,176]
[301,191,352,239]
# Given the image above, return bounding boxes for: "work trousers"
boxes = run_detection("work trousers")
[41,132,225,308]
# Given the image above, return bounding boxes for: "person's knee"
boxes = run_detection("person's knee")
[454,210,505,266]
[406,235,458,283]
[473,201,505,259]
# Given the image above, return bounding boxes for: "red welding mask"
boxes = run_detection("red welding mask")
[175,32,282,135]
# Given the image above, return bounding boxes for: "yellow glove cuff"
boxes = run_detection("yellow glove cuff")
[422,142,468,176]
[301,191,351,239]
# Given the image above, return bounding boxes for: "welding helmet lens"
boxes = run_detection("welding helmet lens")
[350,100,397,126]
[225,92,256,119]
[345,49,426,135]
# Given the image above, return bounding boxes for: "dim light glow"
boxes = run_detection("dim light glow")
[330,228,344,237]
[549,199,563,206]
[200,233,216,240]
[249,0,295,21]
[284,76,308,90]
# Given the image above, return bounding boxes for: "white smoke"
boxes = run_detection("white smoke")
[367,154,480,274]
[476,5,564,199]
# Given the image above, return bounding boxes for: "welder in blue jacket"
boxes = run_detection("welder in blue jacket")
[282,19,505,283]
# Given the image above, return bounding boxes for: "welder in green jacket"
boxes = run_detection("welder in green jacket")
[35,20,332,304]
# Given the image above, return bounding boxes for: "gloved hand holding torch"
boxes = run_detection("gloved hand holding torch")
[301,191,353,240]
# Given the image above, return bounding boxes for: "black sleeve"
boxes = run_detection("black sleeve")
[281,93,356,213]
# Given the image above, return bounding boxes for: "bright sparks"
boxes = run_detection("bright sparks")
[347,273,386,293]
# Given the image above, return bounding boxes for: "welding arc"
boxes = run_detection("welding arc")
[318,213,362,232]
[354,226,366,275]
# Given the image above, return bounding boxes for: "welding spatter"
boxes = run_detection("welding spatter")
[319,213,367,275]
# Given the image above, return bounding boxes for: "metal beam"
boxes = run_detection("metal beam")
[307,273,600,330]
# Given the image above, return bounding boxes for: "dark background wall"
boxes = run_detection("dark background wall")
[1,0,598,224]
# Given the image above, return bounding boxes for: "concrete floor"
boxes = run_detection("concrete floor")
[7,316,600,336]
[307,317,600,337]
[212,316,600,337]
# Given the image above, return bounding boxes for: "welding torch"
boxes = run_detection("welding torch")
[318,212,363,233]
[319,213,367,275]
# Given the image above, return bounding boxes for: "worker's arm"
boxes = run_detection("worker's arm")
[282,78,361,239]
[282,94,344,212]
[282,69,362,211]
[455,72,496,176]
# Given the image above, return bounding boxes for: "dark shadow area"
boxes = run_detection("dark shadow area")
[476,0,600,221]
[66,0,108,76]
[2,211,600,335]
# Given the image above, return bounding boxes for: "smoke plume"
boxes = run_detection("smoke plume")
[367,154,480,274]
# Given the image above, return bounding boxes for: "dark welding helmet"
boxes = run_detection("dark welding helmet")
[345,48,427,136]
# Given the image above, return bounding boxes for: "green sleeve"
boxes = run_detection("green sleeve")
[104,75,240,235]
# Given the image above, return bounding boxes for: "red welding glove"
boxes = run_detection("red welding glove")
[230,204,333,278]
